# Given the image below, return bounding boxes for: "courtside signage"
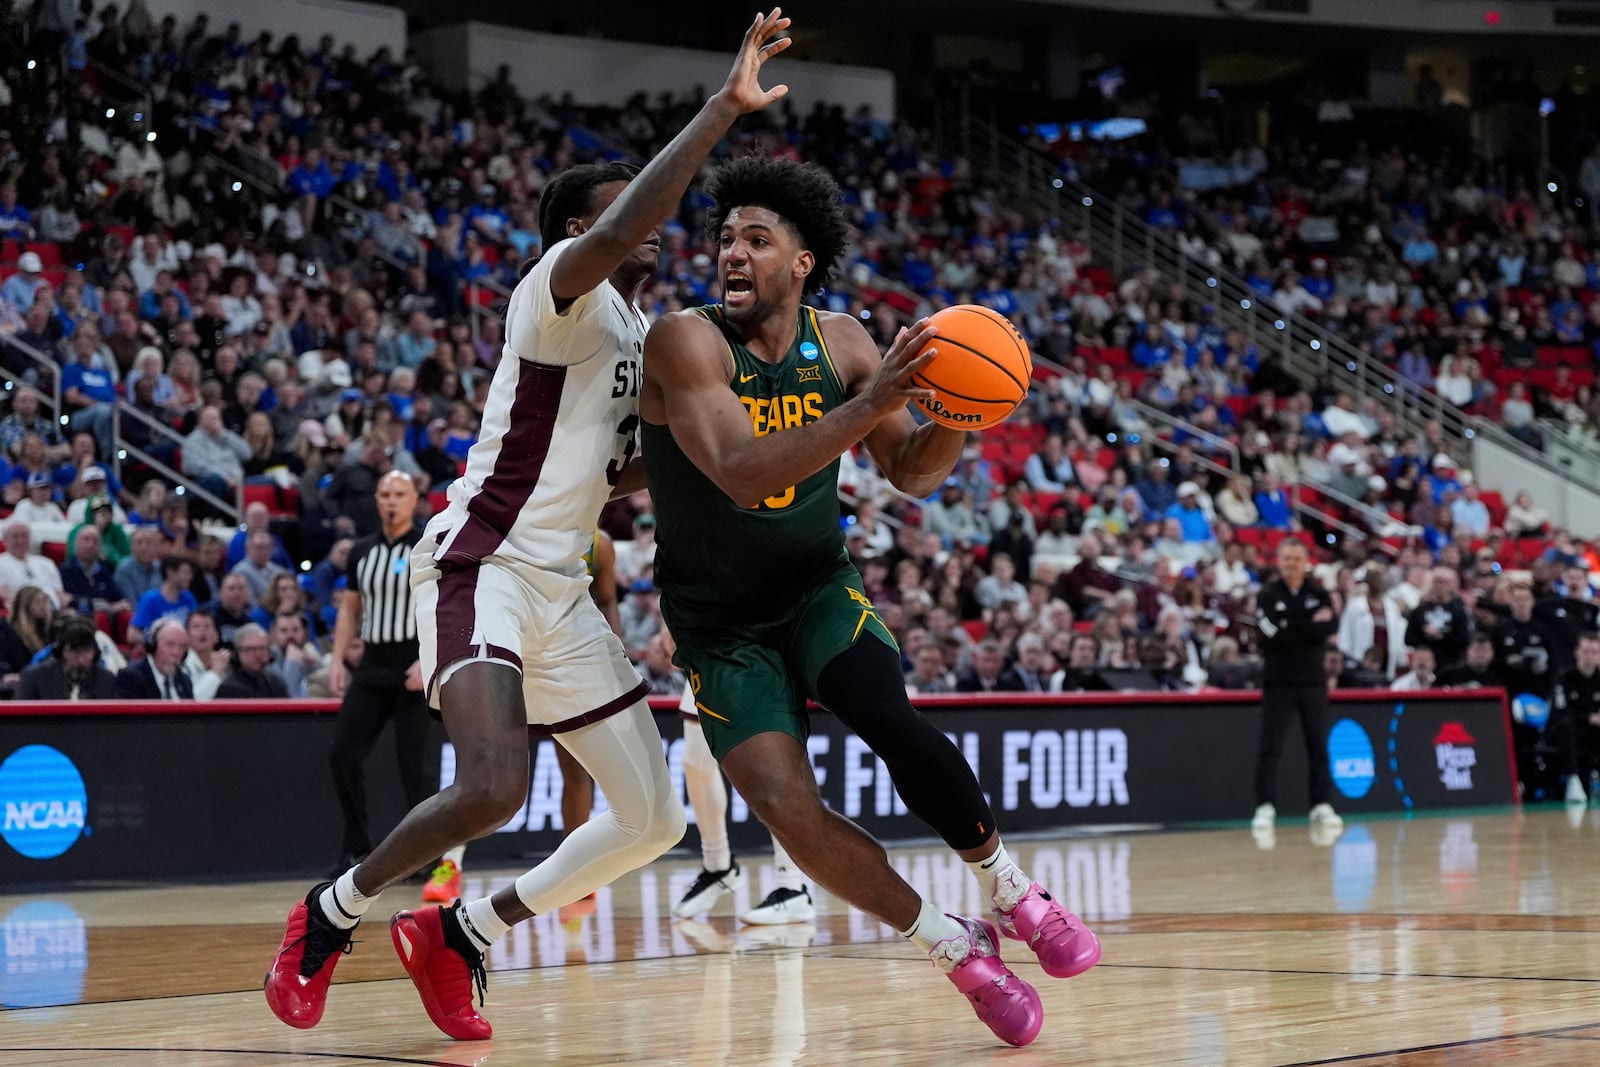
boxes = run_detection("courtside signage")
[0,745,88,860]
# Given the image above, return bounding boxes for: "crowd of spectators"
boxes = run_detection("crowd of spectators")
[2,1,1600,789]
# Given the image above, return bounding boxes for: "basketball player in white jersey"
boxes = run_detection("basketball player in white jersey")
[673,680,816,925]
[265,10,794,1041]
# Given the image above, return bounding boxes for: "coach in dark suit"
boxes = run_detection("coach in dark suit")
[115,617,196,700]
[15,617,117,700]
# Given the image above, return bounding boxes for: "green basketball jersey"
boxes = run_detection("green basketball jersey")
[643,304,851,628]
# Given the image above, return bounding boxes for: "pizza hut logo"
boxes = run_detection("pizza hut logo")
[1434,722,1477,792]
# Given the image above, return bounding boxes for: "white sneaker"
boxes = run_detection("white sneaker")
[1309,803,1344,833]
[739,886,816,926]
[1251,803,1276,831]
[673,862,745,918]
[1567,775,1588,805]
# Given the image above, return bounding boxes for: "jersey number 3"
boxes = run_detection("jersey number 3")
[606,414,638,487]
[756,485,795,510]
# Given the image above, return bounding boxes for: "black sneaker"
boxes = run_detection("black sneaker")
[671,861,745,918]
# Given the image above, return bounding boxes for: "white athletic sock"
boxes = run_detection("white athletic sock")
[682,716,730,872]
[771,837,804,893]
[459,896,511,954]
[441,845,466,868]
[967,841,1031,913]
[900,896,967,968]
[319,868,370,930]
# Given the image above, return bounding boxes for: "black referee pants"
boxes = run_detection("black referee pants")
[329,647,431,858]
[1253,683,1334,809]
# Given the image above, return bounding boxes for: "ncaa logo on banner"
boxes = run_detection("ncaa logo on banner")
[1327,719,1376,799]
[0,745,88,859]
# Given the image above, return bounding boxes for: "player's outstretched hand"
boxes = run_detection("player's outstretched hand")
[717,8,792,115]
[859,320,939,419]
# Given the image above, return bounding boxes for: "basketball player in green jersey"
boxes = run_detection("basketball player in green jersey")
[639,157,1101,1047]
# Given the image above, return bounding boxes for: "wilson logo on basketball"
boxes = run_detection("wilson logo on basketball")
[1433,722,1477,792]
[919,398,983,423]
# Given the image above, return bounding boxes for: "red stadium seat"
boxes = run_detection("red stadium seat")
[25,243,62,268]
[1480,491,1506,527]
[40,542,65,565]
[242,483,300,517]
[961,620,989,643]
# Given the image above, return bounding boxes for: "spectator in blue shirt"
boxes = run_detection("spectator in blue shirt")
[1302,258,1335,302]
[1165,483,1215,542]
[288,149,337,201]
[127,555,198,645]
[393,310,437,370]
[1254,472,1294,530]
[465,185,511,243]
[1132,322,1173,368]
[60,333,117,458]
[1135,461,1177,514]
[1428,455,1463,505]
[1,251,47,313]
[226,502,294,570]
[1451,483,1491,536]
[0,183,31,240]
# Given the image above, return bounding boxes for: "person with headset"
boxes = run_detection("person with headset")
[15,616,117,699]
[114,615,195,699]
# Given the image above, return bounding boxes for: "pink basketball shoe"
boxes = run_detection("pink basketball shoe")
[934,916,1044,1047]
[993,882,1102,979]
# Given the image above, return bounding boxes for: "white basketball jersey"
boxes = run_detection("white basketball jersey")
[431,238,646,573]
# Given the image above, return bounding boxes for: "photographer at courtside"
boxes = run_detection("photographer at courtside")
[1251,539,1344,844]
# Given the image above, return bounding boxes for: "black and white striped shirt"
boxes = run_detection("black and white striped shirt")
[346,526,422,649]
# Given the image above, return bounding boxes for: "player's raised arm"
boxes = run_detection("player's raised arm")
[547,8,792,303]
[643,312,938,509]
[826,314,968,499]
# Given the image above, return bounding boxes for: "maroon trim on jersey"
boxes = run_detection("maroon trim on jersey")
[429,566,481,691]
[528,679,650,736]
[438,361,568,568]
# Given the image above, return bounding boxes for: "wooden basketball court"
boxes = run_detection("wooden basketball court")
[3,808,1599,1065]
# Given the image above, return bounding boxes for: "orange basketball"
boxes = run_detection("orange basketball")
[911,304,1032,431]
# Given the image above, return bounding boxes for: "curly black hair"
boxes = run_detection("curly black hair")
[705,156,848,285]
[536,161,641,253]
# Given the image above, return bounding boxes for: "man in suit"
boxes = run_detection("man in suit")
[15,617,117,700]
[956,639,1025,693]
[1009,634,1051,693]
[114,616,195,699]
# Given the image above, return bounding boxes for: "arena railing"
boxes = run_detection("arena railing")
[931,105,1598,499]
[111,400,242,524]
[0,332,66,423]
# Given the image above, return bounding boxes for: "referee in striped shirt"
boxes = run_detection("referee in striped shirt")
[328,470,429,872]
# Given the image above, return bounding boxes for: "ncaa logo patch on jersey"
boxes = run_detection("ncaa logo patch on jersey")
[799,341,819,361]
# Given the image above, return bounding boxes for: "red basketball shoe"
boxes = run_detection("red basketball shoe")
[390,902,492,1040]
[263,883,355,1029]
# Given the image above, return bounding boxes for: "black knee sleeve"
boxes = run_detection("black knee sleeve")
[815,638,996,851]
